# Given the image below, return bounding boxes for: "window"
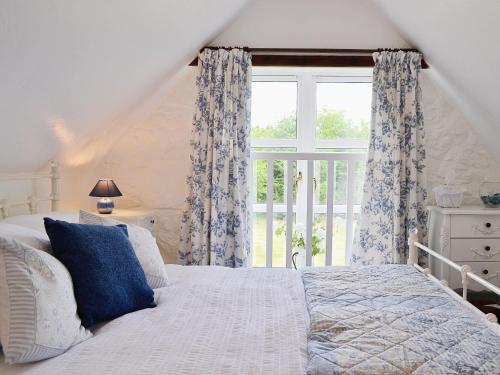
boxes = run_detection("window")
[316,80,371,146]
[251,81,297,140]
[250,68,372,267]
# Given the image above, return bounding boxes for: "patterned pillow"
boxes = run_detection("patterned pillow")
[0,237,92,364]
[79,211,168,288]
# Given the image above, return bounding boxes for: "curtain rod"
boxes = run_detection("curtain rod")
[188,47,429,68]
[199,47,422,54]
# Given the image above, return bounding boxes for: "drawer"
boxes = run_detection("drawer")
[448,261,500,291]
[450,215,500,238]
[450,238,500,262]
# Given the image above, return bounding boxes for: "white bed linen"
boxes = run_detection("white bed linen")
[0,265,308,375]
[2,212,79,233]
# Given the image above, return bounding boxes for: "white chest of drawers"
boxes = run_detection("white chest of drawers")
[427,206,500,290]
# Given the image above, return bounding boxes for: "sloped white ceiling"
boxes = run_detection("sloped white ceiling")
[0,0,249,172]
[374,0,500,160]
[2,0,499,173]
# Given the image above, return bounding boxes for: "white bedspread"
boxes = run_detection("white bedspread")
[0,265,308,375]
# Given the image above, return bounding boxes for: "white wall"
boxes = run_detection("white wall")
[212,0,409,48]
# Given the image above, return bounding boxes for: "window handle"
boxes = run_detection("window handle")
[295,171,303,190]
[294,172,316,192]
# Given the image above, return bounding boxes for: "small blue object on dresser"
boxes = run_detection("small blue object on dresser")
[43,218,155,328]
[479,181,500,208]
[481,193,500,208]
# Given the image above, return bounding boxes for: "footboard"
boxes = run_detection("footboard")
[408,229,500,323]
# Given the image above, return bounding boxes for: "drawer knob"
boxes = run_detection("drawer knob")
[482,269,489,275]
[485,222,492,228]
[485,246,491,251]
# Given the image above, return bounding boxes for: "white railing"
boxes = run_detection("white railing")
[251,152,366,268]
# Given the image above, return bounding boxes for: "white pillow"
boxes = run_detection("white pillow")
[0,222,51,252]
[79,211,168,288]
[2,212,79,233]
[0,237,92,364]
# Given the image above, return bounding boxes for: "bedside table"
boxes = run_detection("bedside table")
[427,205,500,291]
[95,209,156,233]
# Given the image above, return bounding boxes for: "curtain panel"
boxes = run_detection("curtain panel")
[179,48,252,267]
[352,51,427,265]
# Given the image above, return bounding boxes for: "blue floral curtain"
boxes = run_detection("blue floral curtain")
[179,48,252,267]
[351,51,427,265]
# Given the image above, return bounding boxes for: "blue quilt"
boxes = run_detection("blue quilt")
[301,265,500,374]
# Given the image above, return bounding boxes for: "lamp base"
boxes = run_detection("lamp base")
[97,198,114,214]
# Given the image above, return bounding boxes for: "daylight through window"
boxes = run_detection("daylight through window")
[250,68,372,267]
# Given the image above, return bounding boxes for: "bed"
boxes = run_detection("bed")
[0,164,499,374]
[0,265,309,375]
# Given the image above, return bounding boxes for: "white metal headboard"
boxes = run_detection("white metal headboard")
[0,161,59,219]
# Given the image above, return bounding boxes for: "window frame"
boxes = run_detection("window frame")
[251,67,373,152]
[250,67,372,267]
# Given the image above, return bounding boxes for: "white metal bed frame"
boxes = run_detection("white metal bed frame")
[408,229,500,324]
[0,161,59,219]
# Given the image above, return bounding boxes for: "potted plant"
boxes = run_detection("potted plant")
[275,222,325,268]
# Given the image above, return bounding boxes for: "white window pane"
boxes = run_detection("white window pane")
[316,82,371,142]
[251,81,297,139]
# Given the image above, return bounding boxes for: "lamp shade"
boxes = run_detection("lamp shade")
[89,179,122,198]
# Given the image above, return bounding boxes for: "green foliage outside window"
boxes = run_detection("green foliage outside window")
[252,108,369,205]
[275,221,325,257]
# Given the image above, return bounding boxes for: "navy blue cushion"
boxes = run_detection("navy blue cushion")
[43,218,155,328]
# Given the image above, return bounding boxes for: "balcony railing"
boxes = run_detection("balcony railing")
[250,152,366,268]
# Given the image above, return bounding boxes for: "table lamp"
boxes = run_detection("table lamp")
[89,179,122,214]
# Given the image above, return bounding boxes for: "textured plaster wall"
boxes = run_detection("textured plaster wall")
[422,71,500,205]
[59,68,197,263]
[58,67,500,263]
